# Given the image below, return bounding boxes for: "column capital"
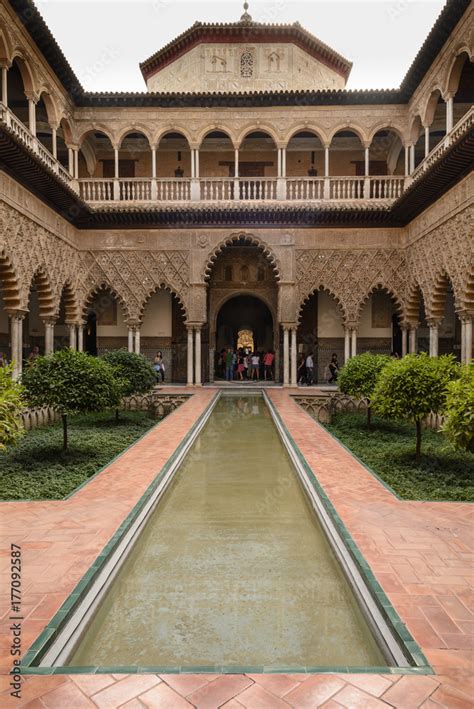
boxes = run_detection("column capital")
[457,311,473,323]
[426,319,441,329]
[6,309,27,320]
[25,91,39,104]
[42,317,57,327]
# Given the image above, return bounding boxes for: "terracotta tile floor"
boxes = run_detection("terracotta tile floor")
[1,388,472,707]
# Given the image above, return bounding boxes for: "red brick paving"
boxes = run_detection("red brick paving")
[0,388,473,707]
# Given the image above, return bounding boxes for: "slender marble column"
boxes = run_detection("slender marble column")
[194,327,202,386]
[187,327,194,386]
[290,327,297,386]
[134,328,141,355]
[344,328,351,363]
[283,327,289,387]
[351,329,357,358]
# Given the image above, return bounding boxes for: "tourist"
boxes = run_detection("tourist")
[305,351,314,385]
[217,348,226,378]
[0,352,8,367]
[263,350,274,380]
[237,353,245,381]
[297,354,307,385]
[225,348,234,381]
[328,353,339,383]
[154,351,165,383]
[250,351,260,380]
[28,345,40,366]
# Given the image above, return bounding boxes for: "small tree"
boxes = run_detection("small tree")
[338,352,391,427]
[22,349,124,450]
[372,353,460,462]
[102,350,156,419]
[0,365,25,452]
[442,364,474,453]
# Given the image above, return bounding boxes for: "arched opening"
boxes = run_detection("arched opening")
[199,131,235,200]
[425,90,446,152]
[358,287,402,356]
[140,289,187,382]
[0,255,20,364]
[215,295,274,380]
[410,115,425,168]
[156,131,191,178]
[329,129,365,176]
[405,286,429,353]
[24,272,54,360]
[0,276,9,363]
[298,288,345,383]
[369,129,404,176]
[286,131,324,176]
[56,118,72,170]
[78,130,115,179]
[207,236,279,381]
[54,284,78,350]
[238,130,278,199]
[84,286,127,356]
[449,53,474,125]
[6,58,30,125]
[35,92,54,152]
[431,274,462,359]
[118,131,151,178]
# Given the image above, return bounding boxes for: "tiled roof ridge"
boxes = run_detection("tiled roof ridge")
[139,20,353,78]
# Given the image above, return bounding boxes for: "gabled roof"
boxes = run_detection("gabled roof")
[139,20,353,83]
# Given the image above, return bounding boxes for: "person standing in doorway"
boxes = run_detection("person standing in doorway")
[154,351,165,383]
[328,353,339,383]
[305,351,314,386]
[250,351,260,380]
[225,347,234,381]
[263,350,274,381]
[297,353,307,385]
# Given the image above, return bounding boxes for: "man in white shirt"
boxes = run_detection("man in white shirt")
[305,352,314,386]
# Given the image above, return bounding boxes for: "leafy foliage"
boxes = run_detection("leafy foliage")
[22,350,124,449]
[338,352,391,426]
[0,365,25,452]
[372,353,460,461]
[326,413,474,502]
[442,364,474,453]
[102,350,156,397]
[0,411,155,500]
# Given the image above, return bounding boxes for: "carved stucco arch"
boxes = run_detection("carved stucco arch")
[283,125,328,147]
[55,280,81,323]
[297,284,347,323]
[355,283,404,325]
[77,125,115,149]
[328,123,368,146]
[196,125,237,149]
[36,88,60,126]
[210,289,277,337]
[367,122,407,146]
[25,267,56,320]
[154,126,194,148]
[0,26,12,64]
[116,126,153,150]
[236,124,281,147]
[444,48,473,97]
[138,283,188,324]
[0,248,21,311]
[10,51,37,95]
[203,232,282,283]
[427,270,462,322]
[81,281,131,324]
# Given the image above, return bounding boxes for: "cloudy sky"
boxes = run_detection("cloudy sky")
[35,0,446,91]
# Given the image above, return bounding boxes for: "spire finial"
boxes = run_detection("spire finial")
[240,1,252,22]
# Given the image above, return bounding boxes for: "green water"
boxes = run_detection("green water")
[69,395,385,669]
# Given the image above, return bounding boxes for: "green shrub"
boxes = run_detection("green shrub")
[442,364,474,453]
[0,365,25,452]
[338,352,391,426]
[22,349,124,450]
[102,349,156,397]
[372,353,460,462]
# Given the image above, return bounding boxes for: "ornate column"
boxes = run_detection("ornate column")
[1,64,8,106]
[127,326,134,353]
[351,328,357,358]
[187,326,194,386]
[446,95,454,134]
[134,327,141,355]
[9,312,25,380]
[428,320,439,357]
[465,316,473,365]
[409,324,418,354]
[283,326,290,387]
[44,320,56,355]
[401,325,409,357]
[290,327,297,386]
[344,327,351,363]
[424,125,430,158]
[68,323,77,350]
[27,94,37,136]
[194,326,202,386]
[77,323,84,353]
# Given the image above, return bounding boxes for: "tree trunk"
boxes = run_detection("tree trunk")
[367,404,372,428]
[415,418,422,463]
[62,414,68,451]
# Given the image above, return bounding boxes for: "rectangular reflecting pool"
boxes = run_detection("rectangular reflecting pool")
[67,394,387,669]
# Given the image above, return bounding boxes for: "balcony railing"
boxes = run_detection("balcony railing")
[1,102,472,207]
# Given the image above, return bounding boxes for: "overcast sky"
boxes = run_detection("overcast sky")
[35,0,446,92]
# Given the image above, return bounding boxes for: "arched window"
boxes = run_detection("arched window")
[224,265,233,282]
[240,50,254,78]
